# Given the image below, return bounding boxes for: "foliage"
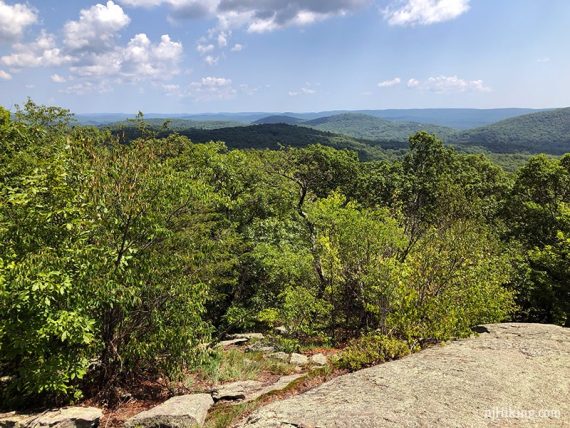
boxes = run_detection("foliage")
[504,155,570,325]
[302,113,456,142]
[2,100,556,407]
[334,334,411,371]
[453,107,570,154]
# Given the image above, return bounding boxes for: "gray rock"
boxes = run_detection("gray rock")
[214,375,306,405]
[0,412,29,428]
[254,374,305,400]
[268,352,289,362]
[274,326,288,335]
[227,333,265,341]
[215,338,248,348]
[309,353,328,366]
[289,353,308,366]
[212,380,264,402]
[245,343,275,353]
[0,407,102,428]
[240,323,570,427]
[125,394,213,428]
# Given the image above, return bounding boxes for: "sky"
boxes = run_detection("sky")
[0,0,569,114]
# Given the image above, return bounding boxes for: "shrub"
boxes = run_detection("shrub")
[334,334,411,372]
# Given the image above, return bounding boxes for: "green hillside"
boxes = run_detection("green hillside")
[453,108,570,154]
[254,115,304,125]
[110,122,400,160]
[110,118,243,130]
[302,113,456,141]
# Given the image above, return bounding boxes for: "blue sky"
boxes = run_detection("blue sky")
[0,0,568,113]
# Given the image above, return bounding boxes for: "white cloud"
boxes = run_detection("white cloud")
[51,73,67,83]
[69,33,183,81]
[187,76,236,100]
[536,57,551,63]
[197,42,215,54]
[204,55,219,65]
[120,0,218,18]
[63,1,131,51]
[378,77,401,87]
[1,31,73,68]
[407,78,420,88]
[289,83,317,96]
[120,0,369,32]
[230,43,243,52]
[217,31,228,47]
[60,80,113,95]
[0,69,12,80]
[384,0,470,26]
[408,75,490,93]
[0,1,37,43]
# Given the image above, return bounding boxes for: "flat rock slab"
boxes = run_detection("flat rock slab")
[240,323,570,427]
[213,374,305,404]
[227,333,265,341]
[0,407,102,428]
[216,338,248,348]
[125,394,213,428]
[213,380,265,402]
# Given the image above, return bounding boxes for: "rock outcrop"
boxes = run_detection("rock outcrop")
[124,394,213,428]
[240,324,570,427]
[212,374,305,404]
[0,407,102,428]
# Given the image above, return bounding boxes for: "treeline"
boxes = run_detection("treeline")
[1,101,568,407]
[110,120,403,160]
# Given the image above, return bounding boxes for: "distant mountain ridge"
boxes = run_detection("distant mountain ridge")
[79,108,548,129]
[452,108,570,154]
[299,113,456,141]
[253,115,304,125]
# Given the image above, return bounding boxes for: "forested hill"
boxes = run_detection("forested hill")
[111,122,398,160]
[253,115,304,125]
[109,118,243,130]
[452,108,570,153]
[301,113,456,141]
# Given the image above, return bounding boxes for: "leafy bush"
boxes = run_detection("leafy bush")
[334,335,411,371]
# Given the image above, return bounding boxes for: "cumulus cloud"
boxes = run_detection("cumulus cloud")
[187,76,236,100]
[197,42,215,54]
[63,1,130,52]
[1,31,73,68]
[408,75,490,93]
[407,78,420,88]
[120,0,218,18]
[230,43,243,52]
[51,73,67,83]
[1,1,184,95]
[204,55,219,65]
[378,77,401,87]
[0,69,12,80]
[0,1,37,43]
[69,33,183,81]
[384,0,470,26]
[120,0,370,31]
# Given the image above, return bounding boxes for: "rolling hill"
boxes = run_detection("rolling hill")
[301,113,456,141]
[109,118,243,130]
[358,108,546,129]
[452,107,570,154]
[109,123,401,160]
[253,115,304,125]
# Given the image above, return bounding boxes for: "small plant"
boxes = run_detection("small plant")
[333,334,411,372]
